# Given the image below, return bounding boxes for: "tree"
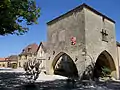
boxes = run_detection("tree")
[0,0,40,35]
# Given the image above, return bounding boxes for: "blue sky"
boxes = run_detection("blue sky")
[0,0,120,57]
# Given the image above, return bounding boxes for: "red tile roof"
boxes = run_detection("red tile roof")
[7,55,18,61]
[20,43,38,55]
[0,58,7,62]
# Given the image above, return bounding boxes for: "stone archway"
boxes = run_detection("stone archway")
[93,50,116,78]
[52,52,78,78]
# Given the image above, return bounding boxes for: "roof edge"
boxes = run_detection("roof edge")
[83,3,115,23]
[47,3,115,25]
[36,42,42,53]
[117,41,120,47]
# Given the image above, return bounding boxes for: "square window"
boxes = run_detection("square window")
[19,62,21,67]
[19,55,21,60]
[101,29,108,42]
[25,55,27,59]
[28,48,31,52]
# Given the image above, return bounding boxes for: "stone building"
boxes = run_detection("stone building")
[117,42,120,76]
[117,42,120,61]
[7,55,18,68]
[45,3,119,79]
[36,42,47,72]
[18,43,38,68]
[0,58,8,68]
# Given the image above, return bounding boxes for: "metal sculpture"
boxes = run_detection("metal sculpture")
[23,58,42,82]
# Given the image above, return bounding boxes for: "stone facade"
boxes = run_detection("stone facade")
[46,6,85,75]
[36,42,47,72]
[7,55,18,68]
[117,42,120,64]
[117,42,120,78]
[18,43,38,68]
[0,58,8,68]
[45,3,119,79]
[84,7,118,78]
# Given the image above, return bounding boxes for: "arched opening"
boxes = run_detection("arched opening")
[52,52,78,78]
[93,50,116,79]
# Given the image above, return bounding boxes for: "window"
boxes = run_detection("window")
[28,47,31,52]
[3,64,5,67]
[19,62,21,67]
[101,17,108,42]
[19,55,21,60]
[101,29,108,42]
[25,55,27,59]
[22,49,25,53]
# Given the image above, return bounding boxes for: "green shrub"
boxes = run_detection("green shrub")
[101,66,111,77]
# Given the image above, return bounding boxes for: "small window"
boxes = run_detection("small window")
[28,47,31,52]
[19,62,21,67]
[101,29,108,42]
[19,56,21,60]
[25,55,27,59]
[102,33,108,42]
[22,49,25,53]
[3,64,5,67]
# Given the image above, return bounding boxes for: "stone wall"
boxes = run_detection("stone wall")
[46,8,86,76]
[18,54,36,68]
[117,46,120,65]
[117,45,120,78]
[0,61,8,68]
[84,8,119,79]
[36,45,47,71]
[45,4,119,79]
